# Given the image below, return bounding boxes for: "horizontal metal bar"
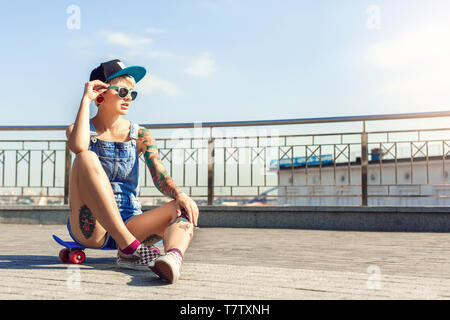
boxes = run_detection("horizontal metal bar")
[141,110,450,128]
[7,193,450,199]
[2,110,450,131]
[0,140,66,142]
[366,127,450,135]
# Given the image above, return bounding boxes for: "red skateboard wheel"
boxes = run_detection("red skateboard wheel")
[59,248,71,263]
[69,250,86,264]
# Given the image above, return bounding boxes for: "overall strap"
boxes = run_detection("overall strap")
[129,122,139,140]
[129,121,140,146]
[89,118,98,143]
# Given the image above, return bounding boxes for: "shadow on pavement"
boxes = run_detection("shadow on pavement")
[0,254,169,287]
[0,254,115,270]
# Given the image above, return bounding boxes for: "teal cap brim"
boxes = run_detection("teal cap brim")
[106,66,147,83]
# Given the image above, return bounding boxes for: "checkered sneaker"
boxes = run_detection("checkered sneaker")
[117,244,161,271]
[150,251,183,284]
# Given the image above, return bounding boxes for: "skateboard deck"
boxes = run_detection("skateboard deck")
[53,234,163,264]
[53,234,115,264]
[52,235,115,250]
[53,235,163,250]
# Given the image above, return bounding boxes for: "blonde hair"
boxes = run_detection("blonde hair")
[95,75,136,107]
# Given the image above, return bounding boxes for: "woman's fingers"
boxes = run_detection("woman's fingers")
[189,204,196,226]
[176,196,199,226]
[93,85,108,93]
[83,80,109,101]
[90,81,109,92]
[188,202,198,227]
[190,203,196,226]
[91,79,109,87]
[184,204,192,224]
[86,80,107,89]
[95,88,108,94]
[195,205,199,226]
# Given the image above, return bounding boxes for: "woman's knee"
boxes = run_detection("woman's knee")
[73,150,102,170]
[168,204,194,229]
[162,200,195,234]
[165,199,179,221]
[75,150,98,162]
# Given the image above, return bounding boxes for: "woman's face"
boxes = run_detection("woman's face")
[99,79,134,114]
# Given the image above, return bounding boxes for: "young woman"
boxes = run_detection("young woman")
[66,59,199,284]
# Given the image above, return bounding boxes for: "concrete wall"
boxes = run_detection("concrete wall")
[1,205,450,232]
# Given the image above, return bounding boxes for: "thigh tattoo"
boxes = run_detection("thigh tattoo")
[79,204,96,239]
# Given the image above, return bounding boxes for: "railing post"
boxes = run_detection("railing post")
[207,127,215,205]
[361,121,368,206]
[64,142,71,205]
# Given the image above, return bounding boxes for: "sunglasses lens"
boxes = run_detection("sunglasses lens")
[131,91,137,100]
[118,87,129,98]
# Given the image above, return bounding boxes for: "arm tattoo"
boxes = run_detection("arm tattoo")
[78,204,96,239]
[138,127,182,199]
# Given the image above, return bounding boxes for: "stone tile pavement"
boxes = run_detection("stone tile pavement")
[1,224,450,299]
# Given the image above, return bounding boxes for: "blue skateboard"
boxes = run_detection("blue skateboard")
[52,234,115,264]
[53,234,163,264]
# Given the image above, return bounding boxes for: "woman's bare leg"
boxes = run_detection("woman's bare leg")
[68,150,136,249]
[162,212,194,254]
[125,200,194,255]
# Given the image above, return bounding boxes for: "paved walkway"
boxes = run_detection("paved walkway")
[1,224,450,299]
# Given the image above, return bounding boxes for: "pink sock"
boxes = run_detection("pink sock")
[120,239,141,255]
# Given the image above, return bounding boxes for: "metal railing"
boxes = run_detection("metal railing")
[2,110,450,206]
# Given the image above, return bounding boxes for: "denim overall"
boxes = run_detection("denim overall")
[67,118,142,249]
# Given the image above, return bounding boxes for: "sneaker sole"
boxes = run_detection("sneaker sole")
[151,259,177,283]
[117,261,152,271]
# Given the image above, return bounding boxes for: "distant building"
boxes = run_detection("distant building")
[273,153,450,206]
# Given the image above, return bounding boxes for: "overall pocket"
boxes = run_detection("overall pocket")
[98,151,135,181]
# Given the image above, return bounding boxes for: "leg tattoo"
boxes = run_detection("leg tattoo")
[168,216,189,227]
[168,216,194,239]
[177,222,192,231]
[143,234,163,247]
[79,204,96,239]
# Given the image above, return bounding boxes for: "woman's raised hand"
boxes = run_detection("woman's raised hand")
[83,80,109,101]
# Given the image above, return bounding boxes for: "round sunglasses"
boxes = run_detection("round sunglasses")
[107,86,138,101]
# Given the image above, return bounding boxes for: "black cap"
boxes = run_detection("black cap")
[89,59,146,83]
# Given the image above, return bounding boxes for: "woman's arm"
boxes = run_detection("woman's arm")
[138,126,199,226]
[67,80,108,154]
[138,126,182,199]
[67,96,91,154]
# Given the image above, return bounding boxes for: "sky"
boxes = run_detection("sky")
[2,0,450,198]
[2,0,450,129]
